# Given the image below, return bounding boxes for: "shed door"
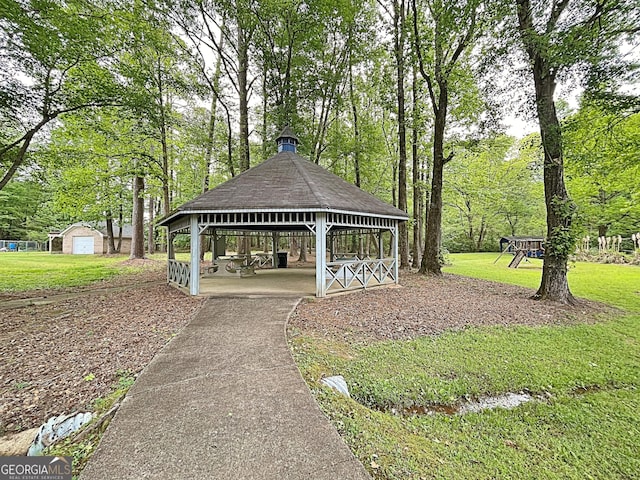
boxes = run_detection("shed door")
[72,236,95,254]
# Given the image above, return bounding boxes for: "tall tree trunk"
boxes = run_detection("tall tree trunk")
[516,0,575,304]
[411,65,421,268]
[161,139,170,217]
[203,95,218,192]
[157,59,171,218]
[394,0,409,268]
[237,235,249,255]
[105,211,116,254]
[200,93,219,261]
[130,172,145,259]
[298,236,307,262]
[349,54,361,188]
[412,0,477,275]
[117,205,123,253]
[531,69,575,302]
[148,196,155,255]
[289,236,299,258]
[476,217,486,251]
[392,161,397,207]
[420,159,431,255]
[261,62,269,161]
[350,234,358,254]
[238,26,251,172]
[204,27,224,187]
[420,85,448,274]
[223,107,235,177]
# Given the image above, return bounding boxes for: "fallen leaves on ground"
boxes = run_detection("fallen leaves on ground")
[290,272,607,342]
[1,269,608,436]
[0,268,202,435]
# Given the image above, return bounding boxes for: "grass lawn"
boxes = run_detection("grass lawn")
[290,254,640,479]
[444,252,640,311]
[0,252,160,292]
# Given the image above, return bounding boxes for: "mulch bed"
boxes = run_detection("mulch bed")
[0,268,203,435]
[1,268,607,436]
[289,272,609,342]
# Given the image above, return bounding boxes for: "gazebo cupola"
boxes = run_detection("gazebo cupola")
[276,126,299,153]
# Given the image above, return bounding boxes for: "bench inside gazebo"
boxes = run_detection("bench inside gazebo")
[158,127,408,297]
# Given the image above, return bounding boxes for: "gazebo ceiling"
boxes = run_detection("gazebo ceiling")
[159,150,408,227]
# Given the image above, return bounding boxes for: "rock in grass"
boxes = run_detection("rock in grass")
[28,412,93,456]
[321,375,350,398]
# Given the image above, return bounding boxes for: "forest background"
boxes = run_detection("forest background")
[1,0,638,267]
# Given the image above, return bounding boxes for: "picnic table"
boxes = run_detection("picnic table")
[206,253,273,277]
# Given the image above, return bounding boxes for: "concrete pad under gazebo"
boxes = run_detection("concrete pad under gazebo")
[158,127,408,297]
[198,267,398,297]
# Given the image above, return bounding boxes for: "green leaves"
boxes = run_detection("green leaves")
[443,135,545,252]
[45,108,137,223]
[0,0,132,189]
[564,105,640,237]
[0,179,50,240]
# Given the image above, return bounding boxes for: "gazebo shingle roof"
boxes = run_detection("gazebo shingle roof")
[160,151,407,225]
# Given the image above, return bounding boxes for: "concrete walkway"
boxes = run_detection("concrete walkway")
[81,297,370,479]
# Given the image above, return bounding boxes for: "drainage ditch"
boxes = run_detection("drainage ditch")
[384,392,537,417]
[321,375,608,418]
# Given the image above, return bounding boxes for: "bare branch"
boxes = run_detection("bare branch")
[443,150,455,164]
[376,0,393,18]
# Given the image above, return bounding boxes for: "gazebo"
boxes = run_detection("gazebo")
[158,127,408,297]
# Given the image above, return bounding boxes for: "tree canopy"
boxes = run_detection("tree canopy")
[0,0,637,301]
[0,0,129,190]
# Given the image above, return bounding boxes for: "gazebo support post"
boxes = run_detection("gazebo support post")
[190,215,200,295]
[167,232,176,284]
[315,213,327,297]
[392,223,399,284]
[168,233,175,261]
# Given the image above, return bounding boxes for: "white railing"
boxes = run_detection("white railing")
[325,258,396,291]
[168,260,190,287]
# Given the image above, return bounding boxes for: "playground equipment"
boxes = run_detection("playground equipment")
[495,236,544,268]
